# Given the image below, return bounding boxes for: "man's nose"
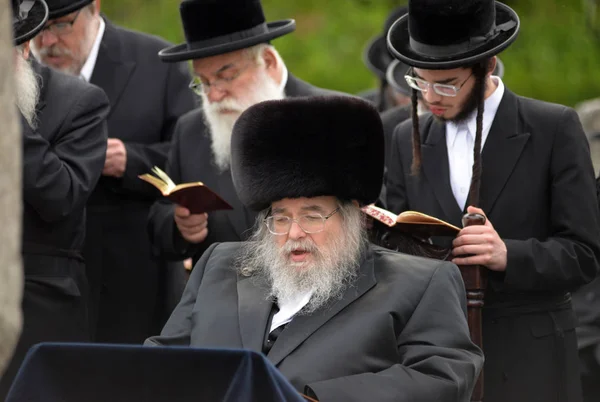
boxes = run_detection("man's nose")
[39,29,59,48]
[207,85,227,103]
[287,221,307,240]
[422,88,442,104]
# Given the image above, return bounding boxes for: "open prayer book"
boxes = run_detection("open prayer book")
[361,204,460,237]
[362,205,460,261]
[138,166,233,214]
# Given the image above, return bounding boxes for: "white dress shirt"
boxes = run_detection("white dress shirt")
[270,290,313,333]
[79,17,106,82]
[446,76,505,210]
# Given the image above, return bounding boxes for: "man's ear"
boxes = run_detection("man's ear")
[22,41,31,60]
[487,56,497,77]
[262,46,278,71]
[94,0,102,14]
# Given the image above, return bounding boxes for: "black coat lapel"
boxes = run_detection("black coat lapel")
[420,116,464,226]
[267,253,377,366]
[90,19,135,114]
[479,90,530,215]
[237,275,273,353]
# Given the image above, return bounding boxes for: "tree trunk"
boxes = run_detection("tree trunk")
[0,0,24,378]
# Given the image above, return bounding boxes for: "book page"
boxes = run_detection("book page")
[361,204,398,227]
[151,166,177,193]
[397,211,460,231]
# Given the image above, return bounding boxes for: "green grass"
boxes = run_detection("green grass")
[102,0,600,107]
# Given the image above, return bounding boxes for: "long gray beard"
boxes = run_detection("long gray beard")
[15,55,40,129]
[201,68,285,173]
[237,204,368,314]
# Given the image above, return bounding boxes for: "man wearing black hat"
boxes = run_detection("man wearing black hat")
[148,0,345,269]
[147,96,483,401]
[29,0,196,343]
[382,57,505,168]
[385,1,600,401]
[2,0,110,397]
[358,5,412,113]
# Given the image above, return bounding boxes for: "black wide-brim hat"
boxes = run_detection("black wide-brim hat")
[159,0,296,62]
[387,0,520,70]
[363,5,409,80]
[13,0,49,46]
[386,56,505,95]
[44,0,94,19]
[231,96,385,211]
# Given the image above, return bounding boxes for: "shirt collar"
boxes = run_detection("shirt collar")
[80,17,105,82]
[446,76,505,147]
[279,62,289,95]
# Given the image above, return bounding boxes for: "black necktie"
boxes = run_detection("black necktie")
[263,303,288,354]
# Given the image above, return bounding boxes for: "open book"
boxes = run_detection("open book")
[361,204,460,238]
[139,167,233,214]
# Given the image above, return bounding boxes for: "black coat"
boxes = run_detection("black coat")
[148,75,343,266]
[83,19,196,343]
[386,89,600,402]
[147,243,484,402]
[0,63,109,399]
[380,104,411,167]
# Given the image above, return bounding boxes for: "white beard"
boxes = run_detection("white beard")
[201,68,285,172]
[15,55,40,129]
[237,205,368,313]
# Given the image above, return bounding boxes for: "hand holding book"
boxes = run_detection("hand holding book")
[139,167,233,214]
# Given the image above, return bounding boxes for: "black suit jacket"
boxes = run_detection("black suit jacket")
[386,89,600,402]
[83,19,196,343]
[147,74,345,264]
[0,62,110,401]
[88,18,195,204]
[380,104,411,167]
[146,243,483,402]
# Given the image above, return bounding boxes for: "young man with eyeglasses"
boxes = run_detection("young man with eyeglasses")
[147,0,345,270]
[29,0,196,344]
[385,1,600,401]
[146,95,484,402]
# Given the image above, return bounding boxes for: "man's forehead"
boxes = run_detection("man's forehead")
[192,49,248,75]
[413,67,469,80]
[271,197,336,213]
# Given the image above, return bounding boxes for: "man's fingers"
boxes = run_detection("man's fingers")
[452,244,493,257]
[181,228,208,244]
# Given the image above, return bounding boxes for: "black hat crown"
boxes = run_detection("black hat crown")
[43,0,94,19]
[159,0,295,62]
[13,0,49,46]
[231,96,385,211]
[387,0,519,69]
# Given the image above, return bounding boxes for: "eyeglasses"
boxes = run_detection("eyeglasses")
[189,62,252,96]
[264,208,340,235]
[404,68,473,97]
[40,9,82,36]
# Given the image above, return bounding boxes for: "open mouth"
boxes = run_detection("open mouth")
[290,249,310,262]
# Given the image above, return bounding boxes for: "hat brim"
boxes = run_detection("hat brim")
[387,3,520,70]
[47,0,94,19]
[14,0,49,46]
[363,35,392,79]
[385,59,411,96]
[159,20,296,63]
[386,56,506,96]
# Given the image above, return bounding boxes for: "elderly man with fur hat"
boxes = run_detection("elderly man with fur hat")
[148,0,346,269]
[385,1,600,401]
[1,0,109,397]
[146,96,483,402]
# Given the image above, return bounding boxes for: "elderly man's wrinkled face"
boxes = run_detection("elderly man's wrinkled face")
[30,6,99,76]
[238,196,368,313]
[14,43,40,129]
[192,47,284,172]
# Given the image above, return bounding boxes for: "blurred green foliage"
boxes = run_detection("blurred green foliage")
[103,0,600,107]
